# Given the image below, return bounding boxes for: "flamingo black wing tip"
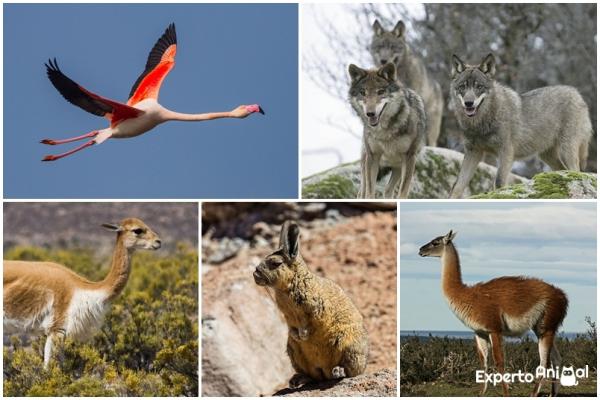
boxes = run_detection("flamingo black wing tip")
[258,106,265,115]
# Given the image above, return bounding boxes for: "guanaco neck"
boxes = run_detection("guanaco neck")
[99,234,133,302]
[441,242,465,296]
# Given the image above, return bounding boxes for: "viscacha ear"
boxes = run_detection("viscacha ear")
[479,53,496,78]
[451,54,466,78]
[102,223,123,232]
[392,20,405,38]
[372,19,384,36]
[378,62,396,82]
[280,220,300,260]
[348,64,368,84]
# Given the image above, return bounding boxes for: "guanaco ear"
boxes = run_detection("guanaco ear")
[372,19,384,36]
[451,54,466,78]
[443,230,457,244]
[349,64,368,84]
[280,220,300,260]
[102,223,123,232]
[392,20,405,38]
[479,53,496,78]
[378,62,396,82]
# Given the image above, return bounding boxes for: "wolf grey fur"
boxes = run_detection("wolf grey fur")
[348,62,426,198]
[370,20,443,147]
[449,53,592,199]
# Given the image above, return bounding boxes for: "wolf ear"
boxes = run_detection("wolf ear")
[392,21,405,38]
[349,64,367,84]
[378,62,396,82]
[280,220,300,260]
[373,19,384,36]
[451,54,466,78]
[443,230,457,244]
[102,223,123,232]
[479,53,496,78]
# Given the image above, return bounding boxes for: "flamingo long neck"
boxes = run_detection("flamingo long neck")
[162,109,232,122]
[441,242,465,295]
[100,235,132,301]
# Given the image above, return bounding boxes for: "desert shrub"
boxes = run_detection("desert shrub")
[401,318,597,391]
[3,245,198,397]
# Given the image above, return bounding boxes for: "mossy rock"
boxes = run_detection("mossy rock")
[473,171,597,199]
[302,147,527,199]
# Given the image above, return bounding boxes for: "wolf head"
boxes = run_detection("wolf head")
[348,63,401,127]
[370,20,407,68]
[450,54,496,118]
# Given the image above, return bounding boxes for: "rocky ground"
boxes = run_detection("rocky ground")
[201,203,397,396]
[302,146,597,199]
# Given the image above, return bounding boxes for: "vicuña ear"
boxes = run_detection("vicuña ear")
[378,62,396,82]
[479,53,496,78]
[349,64,368,84]
[102,223,123,232]
[372,19,384,36]
[280,220,300,260]
[392,20,405,38]
[451,54,466,78]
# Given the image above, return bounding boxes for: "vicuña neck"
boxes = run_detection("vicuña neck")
[100,235,132,301]
[441,242,464,294]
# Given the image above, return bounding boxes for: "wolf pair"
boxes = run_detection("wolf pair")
[350,20,592,199]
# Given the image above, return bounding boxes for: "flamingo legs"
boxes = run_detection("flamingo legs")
[41,130,99,161]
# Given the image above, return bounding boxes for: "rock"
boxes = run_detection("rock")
[274,368,397,397]
[201,250,294,396]
[302,147,528,199]
[472,171,597,199]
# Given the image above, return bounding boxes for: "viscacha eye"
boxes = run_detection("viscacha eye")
[360,89,366,96]
[377,89,386,95]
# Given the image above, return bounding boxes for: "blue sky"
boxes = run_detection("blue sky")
[400,202,597,333]
[4,4,298,199]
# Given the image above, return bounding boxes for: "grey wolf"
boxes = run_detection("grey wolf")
[348,62,426,199]
[370,20,443,147]
[449,53,592,198]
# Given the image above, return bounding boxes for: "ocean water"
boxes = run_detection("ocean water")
[400,330,581,341]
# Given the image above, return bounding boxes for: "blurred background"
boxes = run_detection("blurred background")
[3,202,198,396]
[302,3,596,178]
[201,202,397,396]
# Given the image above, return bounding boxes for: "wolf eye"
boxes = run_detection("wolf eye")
[133,228,144,235]
[377,89,386,95]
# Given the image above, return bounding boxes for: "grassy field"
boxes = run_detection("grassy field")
[400,319,597,397]
[3,245,198,397]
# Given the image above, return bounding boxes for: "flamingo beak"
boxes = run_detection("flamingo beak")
[245,104,265,115]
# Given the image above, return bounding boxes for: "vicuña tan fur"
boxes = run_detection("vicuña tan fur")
[3,217,161,368]
[419,231,568,397]
[253,221,369,388]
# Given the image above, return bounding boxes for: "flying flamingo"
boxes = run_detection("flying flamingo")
[41,23,264,161]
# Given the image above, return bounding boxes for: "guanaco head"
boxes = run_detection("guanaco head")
[419,230,456,257]
[254,220,303,289]
[102,218,161,250]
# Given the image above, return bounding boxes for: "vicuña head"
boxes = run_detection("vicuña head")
[102,217,161,251]
[3,217,160,369]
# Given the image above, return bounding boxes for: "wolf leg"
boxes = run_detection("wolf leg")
[495,141,514,189]
[361,149,381,199]
[384,166,402,198]
[450,148,484,198]
[398,151,417,198]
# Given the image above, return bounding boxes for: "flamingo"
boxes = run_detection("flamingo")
[41,23,264,161]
